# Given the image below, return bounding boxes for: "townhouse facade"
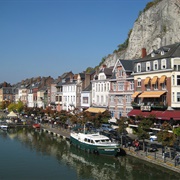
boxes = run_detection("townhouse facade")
[128,43,180,124]
[91,65,112,108]
[109,59,134,119]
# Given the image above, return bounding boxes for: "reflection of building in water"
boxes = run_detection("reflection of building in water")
[5,128,134,180]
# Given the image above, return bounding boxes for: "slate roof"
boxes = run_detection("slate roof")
[82,83,92,92]
[119,59,135,72]
[134,43,180,62]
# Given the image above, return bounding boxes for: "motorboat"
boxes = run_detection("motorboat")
[70,130,122,157]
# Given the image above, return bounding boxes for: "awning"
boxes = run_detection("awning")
[144,77,150,85]
[161,111,180,121]
[159,75,166,84]
[131,92,141,98]
[85,107,106,113]
[151,76,158,85]
[128,109,162,118]
[128,109,180,121]
[138,91,166,98]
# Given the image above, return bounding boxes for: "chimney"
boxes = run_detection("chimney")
[142,48,147,58]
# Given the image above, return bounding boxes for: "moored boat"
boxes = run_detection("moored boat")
[70,131,122,157]
[33,123,41,129]
[0,124,8,131]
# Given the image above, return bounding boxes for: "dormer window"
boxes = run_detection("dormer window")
[137,63,141,72]
[146,62,151,71]
[161,59,166,69]
[153,60,158,70]
[151,52,155,57]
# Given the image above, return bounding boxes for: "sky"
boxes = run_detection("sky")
[0,0,151,84]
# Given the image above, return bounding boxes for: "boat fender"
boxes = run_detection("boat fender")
[117,149,121,152]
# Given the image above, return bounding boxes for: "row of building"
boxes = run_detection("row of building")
[1,42,180,124]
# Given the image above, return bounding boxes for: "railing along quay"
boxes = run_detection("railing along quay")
[41,124,70,140]
[124,146,180,173]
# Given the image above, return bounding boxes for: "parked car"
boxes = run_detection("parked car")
[149,132,157,141]
[100,124,113,132]
[146,144,158,152]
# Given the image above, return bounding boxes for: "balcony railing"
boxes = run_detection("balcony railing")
[131,102,168,110]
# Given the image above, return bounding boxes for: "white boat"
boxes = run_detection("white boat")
[70,131,122,157]
[0,125,8,130]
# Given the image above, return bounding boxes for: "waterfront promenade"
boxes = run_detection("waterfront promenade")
[41,124,180,174]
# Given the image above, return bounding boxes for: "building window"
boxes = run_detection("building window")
[174,65,180,71]
[110,96,114,102]
[101,84,103,92]
[119,70,123,77]
[118,96,122,103]
[161,51,164,55]
[161,59,166,69]
[172,92,175,102]
[118,82,124,91]
[146,62,151,71]
[177,92,180,102]
[153,60,158,70]
[162,82,166,90]
[83,97,88,103]
[113,83,116,91]
[137,78,141,87]
[137,63,141,72]
[101,96,103,104]
[177,75,180,85]
[153,82,158,90]
[130,81,134,90]
[97,95,99,102]
[126,95,131,103]
[172,75,175,85]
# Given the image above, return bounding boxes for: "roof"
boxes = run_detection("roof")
[99,67,113,77]
[134,43,180,62]
[82,83,92,92]
[119,59,135,71]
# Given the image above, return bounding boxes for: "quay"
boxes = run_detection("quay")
[41,124,70,141]
[40,124,180,174]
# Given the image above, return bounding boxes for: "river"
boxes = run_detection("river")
[0,127,180,180]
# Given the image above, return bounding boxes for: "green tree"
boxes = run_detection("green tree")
[136,118,153,151]
[157,122,176,147]
[8,103,17,112]
[16,101,24,113]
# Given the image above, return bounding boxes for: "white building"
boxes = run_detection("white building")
[91,65,112,108]
[62,80,77,111]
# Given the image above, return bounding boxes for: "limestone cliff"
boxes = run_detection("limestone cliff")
[105,0,180,67]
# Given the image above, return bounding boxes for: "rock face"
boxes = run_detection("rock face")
[105,0,180,67]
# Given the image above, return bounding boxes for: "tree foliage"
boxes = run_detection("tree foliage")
[157,122,176,147]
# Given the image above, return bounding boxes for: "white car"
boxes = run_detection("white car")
[149,132,157,141]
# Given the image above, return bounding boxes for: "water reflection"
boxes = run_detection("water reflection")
[1,128,180,180]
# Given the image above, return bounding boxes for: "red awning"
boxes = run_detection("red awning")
[128,109,180,120]
[128,109,161,118]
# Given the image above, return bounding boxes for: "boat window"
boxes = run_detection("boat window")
[88,139,90,143]
[101,140,105,142]
[95,140,100,143]
[84,138,87,142]
[91,140,94,143]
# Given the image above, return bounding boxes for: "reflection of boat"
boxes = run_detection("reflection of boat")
[33,124,40,129]
[70,131,121,156]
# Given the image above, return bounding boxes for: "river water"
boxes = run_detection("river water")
[0,127,180,180]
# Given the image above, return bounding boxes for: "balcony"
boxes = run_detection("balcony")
[131,101,168,110]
